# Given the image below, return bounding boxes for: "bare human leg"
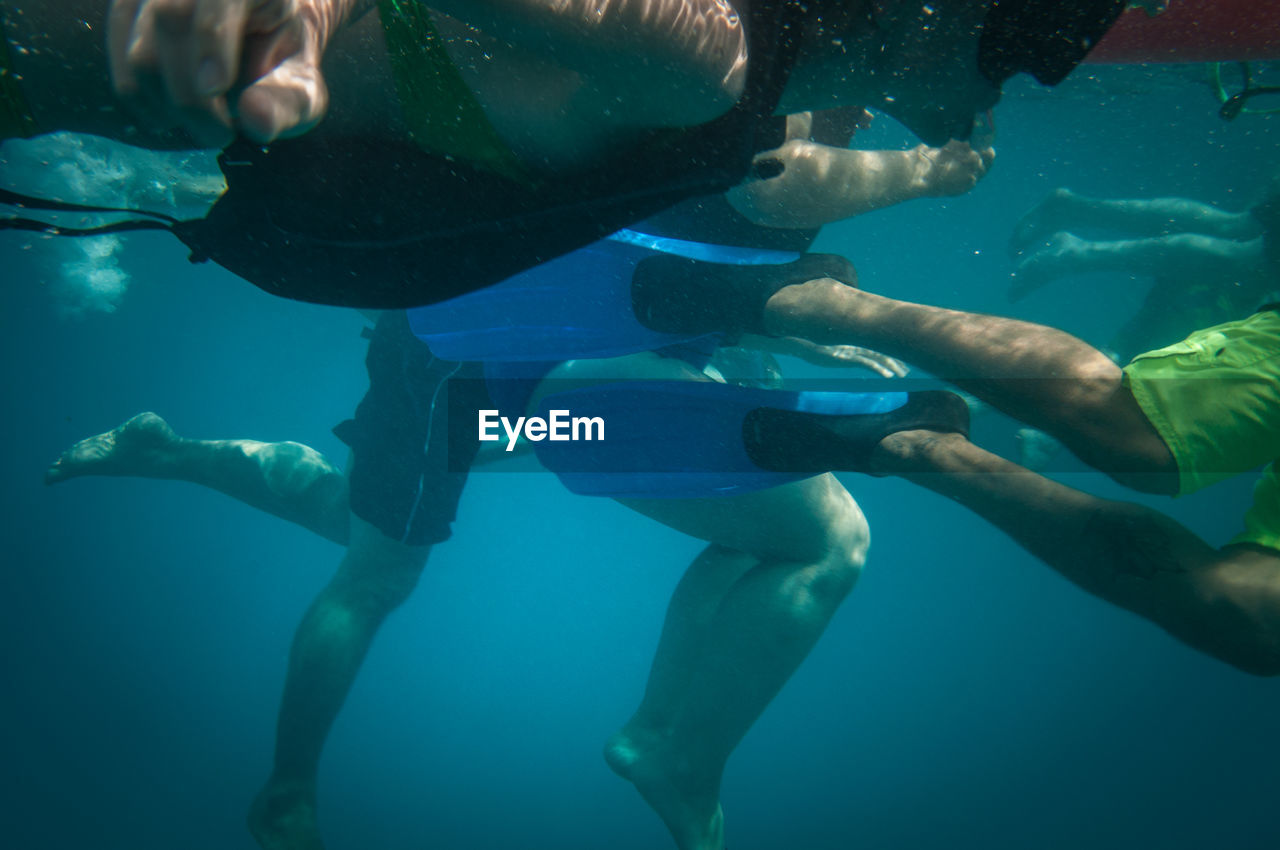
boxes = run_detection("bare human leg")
[607,476,866,850]
[1010,188,1260,255]
[1010,231,1263,302]
[45,412,350,544]
[536,354,867,850]
[248,515,430,850]
[46,416,434,850]
[871,429,1280,676]
[761,282,1179,493]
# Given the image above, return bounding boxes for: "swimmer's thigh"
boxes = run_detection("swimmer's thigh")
[621,474,864,564]
[537,352,865,562]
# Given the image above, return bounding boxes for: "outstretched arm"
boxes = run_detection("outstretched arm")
[728,139,994,230]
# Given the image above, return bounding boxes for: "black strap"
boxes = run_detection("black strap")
[0,187,180,223]
[0,185,180,238]
[0,216,173,237]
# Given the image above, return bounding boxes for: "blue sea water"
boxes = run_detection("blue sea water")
[3,65,1279,849]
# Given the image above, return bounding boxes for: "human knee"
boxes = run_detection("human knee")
[337,528,429,612]
[1055,356,1125,415]
[257,441,344,497]
[333,559,424,615]
[795,483,869,601]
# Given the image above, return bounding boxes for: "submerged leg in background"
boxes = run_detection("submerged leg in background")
[1010,231,1264,301]
[1010,188,1261,254]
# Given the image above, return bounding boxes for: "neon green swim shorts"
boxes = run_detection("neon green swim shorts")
[1123,308,1280,550]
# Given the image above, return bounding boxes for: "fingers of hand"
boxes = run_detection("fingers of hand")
[108,0,317,145]
[108,0,147,95]
[235,54,328,142]
[843,347,908,377]
[880,355,910,377]
[153,0,250,102]
[110,0,259,143]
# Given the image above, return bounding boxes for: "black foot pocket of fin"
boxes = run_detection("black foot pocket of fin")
[743,391,970,475]
[631,252,857,338]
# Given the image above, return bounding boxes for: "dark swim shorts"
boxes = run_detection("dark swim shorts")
[333,312,490,546]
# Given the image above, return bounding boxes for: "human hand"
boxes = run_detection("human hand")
[108,0,362,146]
[915,140,995,197]
[773,339,910,377]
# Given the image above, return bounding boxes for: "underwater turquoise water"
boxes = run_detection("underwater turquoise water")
[3,64,1278,849]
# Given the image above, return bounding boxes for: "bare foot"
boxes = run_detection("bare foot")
[605,728,725,850]
[1009,187,1078,257]
[45,412,180,485]
[1008,232,1084,302]
[248,779,325,850]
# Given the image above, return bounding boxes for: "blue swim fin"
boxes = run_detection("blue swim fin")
[527,380,920,499]
[406,229,801,362]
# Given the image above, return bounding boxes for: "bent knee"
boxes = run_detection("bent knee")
[256,441,343,495]
[334,562,424,614]
[1054,356,1125,415]
[339,520,431,611]
[798,481,869,598]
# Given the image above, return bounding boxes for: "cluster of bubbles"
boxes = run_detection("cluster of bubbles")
[1,133,222,317]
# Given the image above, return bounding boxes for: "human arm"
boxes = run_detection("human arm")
[727,139,995,230]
